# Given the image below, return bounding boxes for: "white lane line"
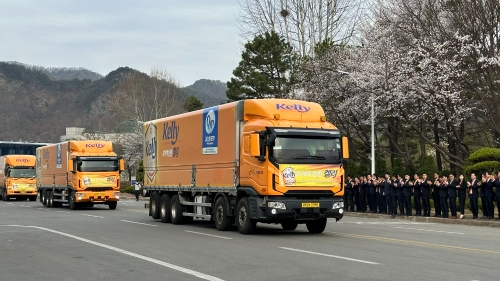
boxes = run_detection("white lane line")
[57,211,72,214]
[184,230,232,240]
[279,247,379,265]
[0,225,225,281]
[340,221,435,225]
[82,214,105,219]
[20,205,31,207]
[120,220,158,227]
[36,208,49,210]
[6,202,14,205]
[392,226,464,235]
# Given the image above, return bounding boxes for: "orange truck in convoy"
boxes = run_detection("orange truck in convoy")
[0,155,38,201]
[144,98,349,234]
[36,140,124,210]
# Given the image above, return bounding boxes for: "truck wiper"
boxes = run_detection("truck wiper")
[293,155,326,160]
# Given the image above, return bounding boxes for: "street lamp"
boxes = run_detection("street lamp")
[321,67,375,175]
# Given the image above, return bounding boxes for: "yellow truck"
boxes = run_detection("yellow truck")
[36,140,124,210]
[144,98,349,234]
[0,155,38,201]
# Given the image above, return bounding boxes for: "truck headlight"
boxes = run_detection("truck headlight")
[268,202,286,209]
[113,192,120,199]
[332,202,344,209]
[76,193,86,200]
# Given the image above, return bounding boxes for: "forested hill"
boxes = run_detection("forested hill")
[182,79,228,107]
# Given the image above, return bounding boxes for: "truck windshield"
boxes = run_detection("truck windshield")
[78,160,118,172]
[9,167,36,178]
[272,137,341,163]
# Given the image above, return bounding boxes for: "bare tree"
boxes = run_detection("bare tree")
[237,0,366,57]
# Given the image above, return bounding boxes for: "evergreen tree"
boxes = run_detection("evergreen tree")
[226,31,298,101]
[183,95,204,111]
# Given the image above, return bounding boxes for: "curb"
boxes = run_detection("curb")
[344,212,500,228]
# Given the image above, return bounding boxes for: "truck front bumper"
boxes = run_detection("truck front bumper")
[74,191,120,203]
[6,190,38,196]
[249,197,344,221]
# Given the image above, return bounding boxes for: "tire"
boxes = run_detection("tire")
[160,194,172,223]
[170,195,185,225]
[151,191,161,219]
[236,197,256,234]
[214,196,232,231]
[281,221,298,230]
[47,191,53,208]
[39,191,43,202]
[306,218,327,234]
[42,190,47,205]
[108,201,117,210]
[68,191,77,210]
[1,190,6,201]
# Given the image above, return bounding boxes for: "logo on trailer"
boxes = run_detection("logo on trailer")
[56,143,62,168]
[163,121,180,145]
[145,122,158,183]
[205,110,216,134]
[202,107,219,155]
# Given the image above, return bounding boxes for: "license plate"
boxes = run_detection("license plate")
[302,202,319,208]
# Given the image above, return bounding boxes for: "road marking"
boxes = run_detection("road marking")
[36,208,49,210]
[279,247,379,265]
[325,231,500,256]
[124,209,148,213]
[338,220,434,225]
[120,220,158,227]
[20,205,32,208]
[82,214,105,219]
[57,211,72,214]
[393,226,464,235]
[184,230,232,240]
[0,225,225,281]
[6,202,14,205]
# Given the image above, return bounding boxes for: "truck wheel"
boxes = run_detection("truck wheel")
[68,192,78,210]
[42,190,47,205]
[47,191,53,208]
[236,197,256,234]
[160,194,172,223]
[1,190,5,201]
[281,221,298,230]
[170,195,185,225]
[306,218,327,234]
[39,191,42,202]
[214,196,232,231]
[151,191,161,219]
[108,201,117,210]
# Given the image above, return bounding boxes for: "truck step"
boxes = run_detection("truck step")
[53,193,66,197]
[182,212,211,219]
[53,199,68,203]
[181,202,212,207]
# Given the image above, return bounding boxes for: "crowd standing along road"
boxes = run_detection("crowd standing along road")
[36,140,125,210]
[0,155,37,201]
[143,98,349,234]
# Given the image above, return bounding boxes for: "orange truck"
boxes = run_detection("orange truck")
[0,155,38,201]
[143,98,349,234]
[36,140,125,210]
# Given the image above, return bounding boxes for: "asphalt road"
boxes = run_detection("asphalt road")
[1,198,498,281]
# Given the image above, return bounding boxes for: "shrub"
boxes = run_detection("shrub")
[468,147,500,163]
[464,161,500,176]
[418,156,438,177]
[121,186,134,194]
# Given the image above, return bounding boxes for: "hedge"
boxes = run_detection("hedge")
[464,161,500,176]
[468,147,500,163]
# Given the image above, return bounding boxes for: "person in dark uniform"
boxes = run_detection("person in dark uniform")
[420,174,431,217]
[484,173,494,219]
[495,172,500,220]
[447,174,458,219]
[402,174,412,216]
[389,174,397,218]
[433,173,441,217]
[479,174,486,218]
[457,174,467,219]
[378,177,387,214]
[468,173,479,219]
[384,174,393,217]
[413,174,422,216]
[353,177,360,212]
[369,175,377,213]
[439,175,449,218]
[345,176,354,212]
[359,176,367,212]
[395,175,404,216]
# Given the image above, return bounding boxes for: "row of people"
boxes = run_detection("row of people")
[344,172,500,220]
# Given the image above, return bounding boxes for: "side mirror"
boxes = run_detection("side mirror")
[68,159,75,173]
[342,136,349,159]
[250,133,261,157]
[119,158,125,172]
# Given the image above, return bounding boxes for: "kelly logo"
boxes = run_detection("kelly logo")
[86,143,105,148]
[324,170,337,178]
[163,121,179,145]
[146,137,156,159]
[276,103,310,113]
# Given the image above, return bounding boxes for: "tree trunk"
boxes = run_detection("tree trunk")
[433,119,443,171]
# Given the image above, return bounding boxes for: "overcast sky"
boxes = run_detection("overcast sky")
[0,0,242,86]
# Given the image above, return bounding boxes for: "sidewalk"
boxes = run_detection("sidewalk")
[119,192,149,201]
[344,211,500,228]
